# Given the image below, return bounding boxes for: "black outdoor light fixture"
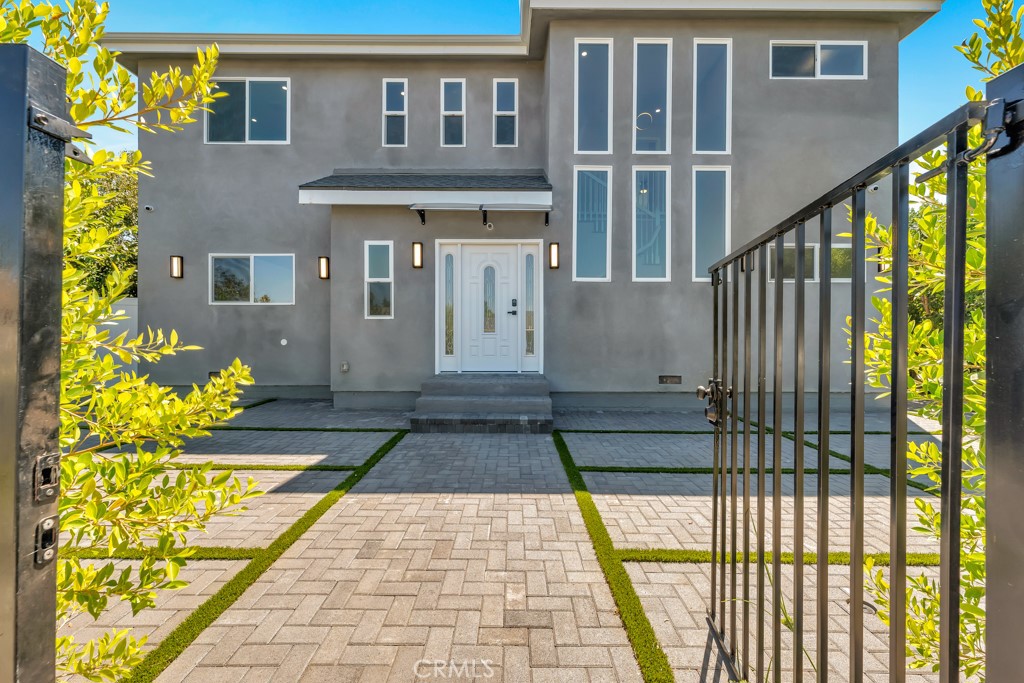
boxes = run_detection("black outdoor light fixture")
[548,242,560,269]
[412,242,424,269]
[170,255,183,278]
[318,256,330,280]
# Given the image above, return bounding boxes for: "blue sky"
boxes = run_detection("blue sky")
[92,0,988,150]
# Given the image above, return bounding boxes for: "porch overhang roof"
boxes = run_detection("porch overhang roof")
[298,171,553,207]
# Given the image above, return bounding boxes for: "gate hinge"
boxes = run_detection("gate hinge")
[27,103,93,164]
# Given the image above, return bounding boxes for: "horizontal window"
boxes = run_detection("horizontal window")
[768,244,819,282]
[770,41,867,79]
[383,79,408,147]
[210,254,294,304]
[207,78,290,144]
[494,79,518,147]
[365,241,394,318]
[441,79,466,147]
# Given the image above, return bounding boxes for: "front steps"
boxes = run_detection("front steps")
[410,374,553,434]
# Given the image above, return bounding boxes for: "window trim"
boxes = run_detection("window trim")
[767,243,821,283]
[572,165,613,282]
[691,166,732,283]
[440,78,467,148]
[632,38,672,156]
[208,253,296,305]
[631,165,672,282]
[692,38,733,155]
[382,78,409,148]
[493,78,519,148]
[769,40,868,80]
[364,240,395,319]
[204,77,291,145]
[574,37,614,156]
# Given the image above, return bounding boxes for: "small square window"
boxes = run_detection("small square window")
[820,43,866,77]
[771,44,816,78]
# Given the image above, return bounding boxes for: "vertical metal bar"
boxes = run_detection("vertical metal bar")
[743,251,753,679]
[730,259,740,659]
[850,186,868,683]
[816,208,833,682]
[772,234,785,683]
[0,44,65,683]
[939,123,968,683]
[890,162,911,683]
[757,244,768,683]
[720,265,730,634]
[711,269,720,621]
[985,63,1024,683]
[793,221,806,683]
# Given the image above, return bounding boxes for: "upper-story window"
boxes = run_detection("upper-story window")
[770,41,867,79]
[493,79,518,147]
[575,39,613,154]
[206,78,290,144]
[383,79,408,147]
[694,39,732,154]
[633,39,671,154]
[441,79,466,147]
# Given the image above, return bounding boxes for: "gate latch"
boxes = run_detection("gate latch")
[696,379,728,427]
[34,452,61,503]
[27,103,93,164]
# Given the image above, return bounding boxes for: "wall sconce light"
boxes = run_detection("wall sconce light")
[170,255,184,278]
[548,242,560,269]
[318,256,330,280]
[412,242,424,269]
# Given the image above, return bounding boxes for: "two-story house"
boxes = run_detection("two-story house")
[104,0,940,428]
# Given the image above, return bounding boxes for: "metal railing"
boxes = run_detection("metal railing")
[699,63,1023,682]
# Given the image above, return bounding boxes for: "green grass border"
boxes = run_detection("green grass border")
[65,547,261,561]
[558,429,715,435]
[786,433,935,494]
[616,548,940,567]
[124,430,408,683]
[553,431,674,683]
[166,463,357,472]
[239,398,277,411]
[208,425,399,433]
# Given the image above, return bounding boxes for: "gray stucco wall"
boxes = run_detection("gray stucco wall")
[136,14,900,406]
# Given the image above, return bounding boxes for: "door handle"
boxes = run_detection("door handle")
[507,310,517,315]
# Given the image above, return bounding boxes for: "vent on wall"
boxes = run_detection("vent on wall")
[659,375,682,385]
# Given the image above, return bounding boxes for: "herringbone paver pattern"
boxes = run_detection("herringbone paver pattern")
[177,430,395,467]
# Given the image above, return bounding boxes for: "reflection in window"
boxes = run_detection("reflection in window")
[574,168,611,280]
[525,255,535,355]
[383,79,407,146]
[442,79,465,146]
[253,255,293,303]
[211,254,294,304]
[694,41,730,153]
[365,241,394,318]
[207,79,289,143]
[634,42,669,152]
[830,246,854,280]
[693,168,730,280]
[483,266,496,333]
[445,254,455,355]
[769,245,816,281]
[634,169,669,280]
[494,79,518,146]
[576,41,611,153]
[212,257,251,302]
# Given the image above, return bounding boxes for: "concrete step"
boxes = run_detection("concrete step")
[420,373,549,397]
[414,394,552,414]
[410,412,553,434]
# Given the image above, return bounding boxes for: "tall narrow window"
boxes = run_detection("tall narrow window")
[382,79,407,147]
[692,167,730,281]
[365,241,394,318]
[483,266,496,333]
[207,78,290,144]
[575,39,612,154]
[441,79,465,147]
[444,254,455,354]
[493,79,518,147]
[573,167,612,281]
[633,40,670,153]
[694,40,731,154]
[633,167,670,281]
[525,254,535,355]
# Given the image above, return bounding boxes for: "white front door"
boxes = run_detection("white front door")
[461,245,518,371]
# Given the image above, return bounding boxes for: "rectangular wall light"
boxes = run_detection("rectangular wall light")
[318,256,330,280]
[170,255,183,278]
[412,242,424,269]
[548,242,560,269]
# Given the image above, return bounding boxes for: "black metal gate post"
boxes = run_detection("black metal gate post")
[0,44,73,682]
[986,62,1024,683]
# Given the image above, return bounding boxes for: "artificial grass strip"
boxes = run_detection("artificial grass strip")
[63,547,262,561]
[785,433,936,495]
[558,429,715,435]
[239,397,277,410]
[616,548,941,567]
[577,466,852,476]
[208,425,399,433]
[124,430,408,683]
[167,463,357,472]
[553,431,674,683]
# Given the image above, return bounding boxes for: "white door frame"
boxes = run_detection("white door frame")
[434,238,544,374]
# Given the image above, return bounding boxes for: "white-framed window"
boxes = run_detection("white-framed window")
[693,39,732,154]
[632,166,671,282]
[440,78,466,147]
[206,78,290,144]
[382,78,408,147]
[770,41,868,79]
[692,166,731,282]
[768,244,820,282]
[573,166,612,281]
[575,38,613,154]
[365,241,394,319]
[826,243,868,282]
[493,78,518,147]
[209,254,295,305]
[633,38,671,154]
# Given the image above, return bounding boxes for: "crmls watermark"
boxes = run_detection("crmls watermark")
[413,659,495,679]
